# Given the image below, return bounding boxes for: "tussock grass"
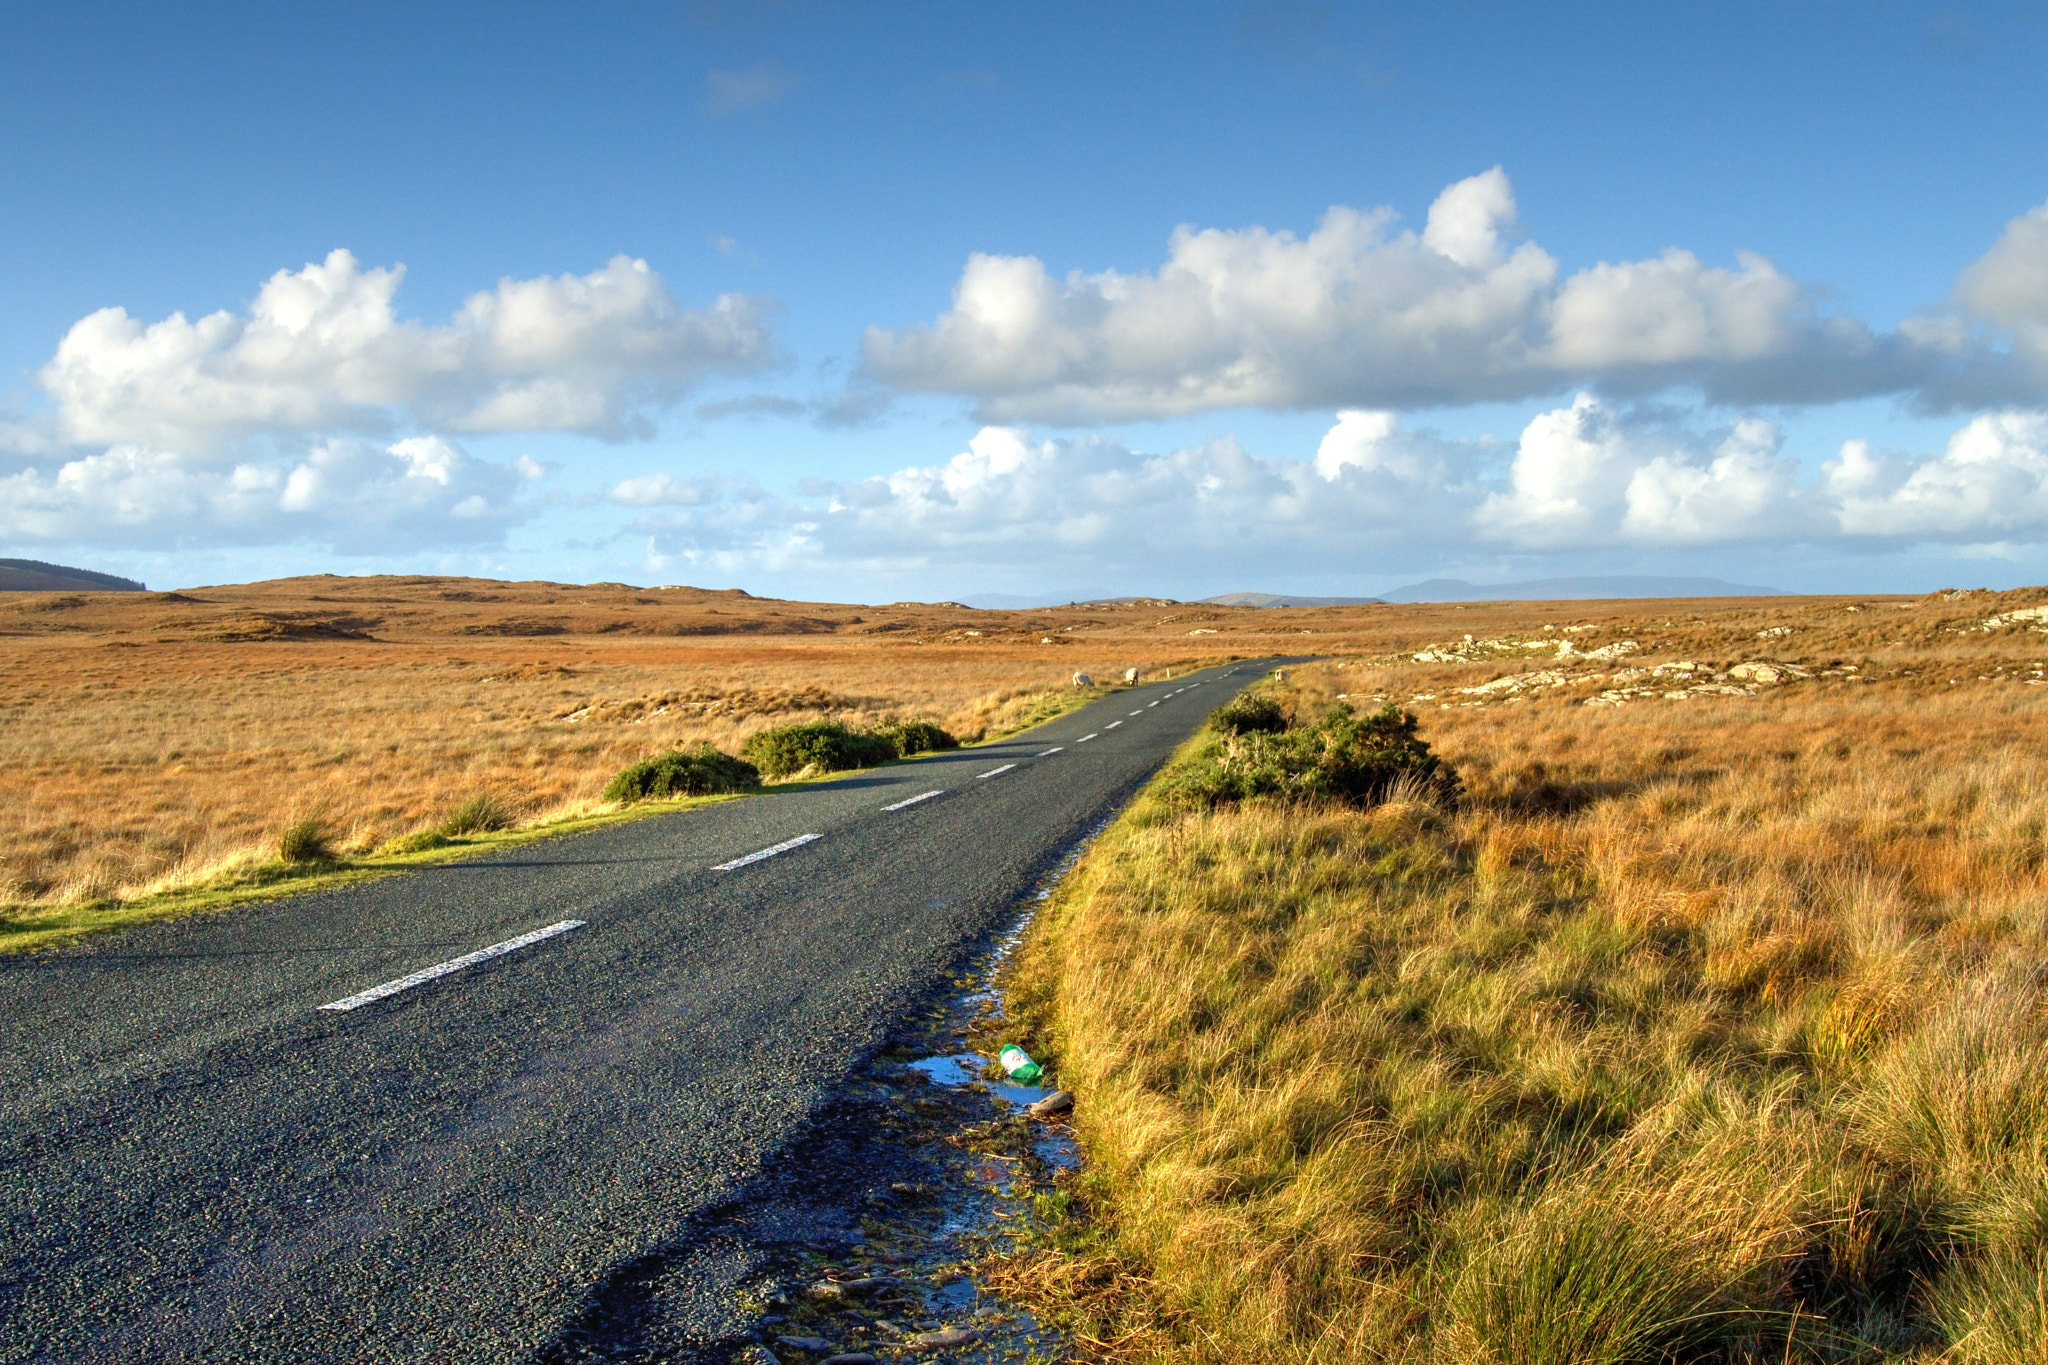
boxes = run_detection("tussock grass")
[1000,664,2048,1362]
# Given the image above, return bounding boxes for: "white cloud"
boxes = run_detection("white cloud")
[610,399,2048,582]
[39,250,779,450]
[1826,411,2048,540]
[861,167,1980,423]
[0,436,536,554]
[1476,395,1810,548]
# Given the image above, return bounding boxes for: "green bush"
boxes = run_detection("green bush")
[740,721,898,778]
[438,792,516,837]
[1207,693,1287,735]
[1164,702,1460,810]
[877,719,959,756]
[603,744,760,802]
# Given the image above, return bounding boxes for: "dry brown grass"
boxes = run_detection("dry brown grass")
[0,574,1272,914]
[996,584,2048,1363]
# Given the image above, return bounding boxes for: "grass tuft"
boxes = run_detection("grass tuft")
[437,791,517,837]
[275,814,336,864]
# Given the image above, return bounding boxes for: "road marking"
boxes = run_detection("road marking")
[976,763,1017,779]
[318,920,585,1012]
[714,832,822,871]
[1033,746,1063,757]
[1106,720,1123,728]
[1076,733,1098,742]
[1129,710,1143,716]
[1148,700,1160,707]
[881,789,945,811]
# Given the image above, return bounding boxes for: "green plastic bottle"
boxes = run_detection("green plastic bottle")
[997,1044,1043,1084]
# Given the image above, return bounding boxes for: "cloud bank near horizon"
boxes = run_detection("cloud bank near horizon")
[607,400,2048,584]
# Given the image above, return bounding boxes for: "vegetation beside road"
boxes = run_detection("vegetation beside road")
[997,662,2048,1363]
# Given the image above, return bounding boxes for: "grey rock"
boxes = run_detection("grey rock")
[739,1349,782,1365]
[1026,1089,1075,1118]
[909,1326,983,1351]
[821,1356,880,1365]
[775,1336,835,1354]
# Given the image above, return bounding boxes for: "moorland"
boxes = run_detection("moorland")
[9,572,2048,1360]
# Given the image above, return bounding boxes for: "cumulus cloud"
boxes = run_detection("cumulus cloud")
[0,436,540,554]
[861,167,1981,423]
[610,398,2048,580]
[1476,395,1811,548]
[40,250,779,450]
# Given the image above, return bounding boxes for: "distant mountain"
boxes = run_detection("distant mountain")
[1379,575,1786,603]
[957,591,1172,609]
[0,558,146,592]
[1201,592,1384,608]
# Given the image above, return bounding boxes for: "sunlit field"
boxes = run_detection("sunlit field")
[999,585,2048,1363]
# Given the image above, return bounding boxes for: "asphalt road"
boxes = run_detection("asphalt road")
[0,659,1282,1364]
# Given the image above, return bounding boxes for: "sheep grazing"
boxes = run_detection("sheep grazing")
[1071,672,1093,687]
[1123,667,1140,683]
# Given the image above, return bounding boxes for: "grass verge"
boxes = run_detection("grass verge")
[0,675,1149,954]
[0,791,744,955]
[991,667,2048,1363]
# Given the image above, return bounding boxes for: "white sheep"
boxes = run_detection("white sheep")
[1123,667,1140,683]
[1071,672,1093,687]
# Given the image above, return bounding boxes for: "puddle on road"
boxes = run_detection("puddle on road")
[720,825,1106,1365]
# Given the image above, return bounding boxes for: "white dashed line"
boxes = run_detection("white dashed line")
[1033,746,1064,757]
[713,832,822,871]
[318,920,585,1013]
[1076,733,1098,743]
[1106,720,1123,728]
[881,790,945,811]
[976,764,1017,780]
[1129,710,1143,716]
[1148,701,1160,707]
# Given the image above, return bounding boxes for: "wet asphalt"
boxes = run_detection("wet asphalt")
[0,660,1282,1364]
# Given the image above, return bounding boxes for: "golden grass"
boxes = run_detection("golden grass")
[998,597,2048,1363]
[0,574,1244,921]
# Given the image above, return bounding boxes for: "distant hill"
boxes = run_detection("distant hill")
[0,558,146,592]
[1380,575,1786,603]
[1201,592,1384,608]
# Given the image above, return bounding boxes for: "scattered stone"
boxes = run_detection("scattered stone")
[1025,1090,1075,1118]
[836,1276,901,1297]
[808,1282,847,1303]
[775,1338,835,1355]
[909,1327,983,1351]
[1977,605,2048,631]
[821,1355,879,1365]
[740,1348,782,1365]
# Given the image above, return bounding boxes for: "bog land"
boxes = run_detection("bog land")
[8,573,2048,1359]
[994,585,2048,1363]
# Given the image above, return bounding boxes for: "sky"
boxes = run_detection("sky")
[5,0,2048,601]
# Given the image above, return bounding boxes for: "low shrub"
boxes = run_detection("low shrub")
[739,719,952,778]
[1165,701,1460,810]
[877,719,960,756]
[603,744,760,802]
[277,815,336,864]
[1208,693,1287,735]
[438,792,516,837]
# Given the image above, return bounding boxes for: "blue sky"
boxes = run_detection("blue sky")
[5,1,2048,599]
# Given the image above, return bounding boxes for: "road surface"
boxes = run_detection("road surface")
[0,660,1282,1363]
